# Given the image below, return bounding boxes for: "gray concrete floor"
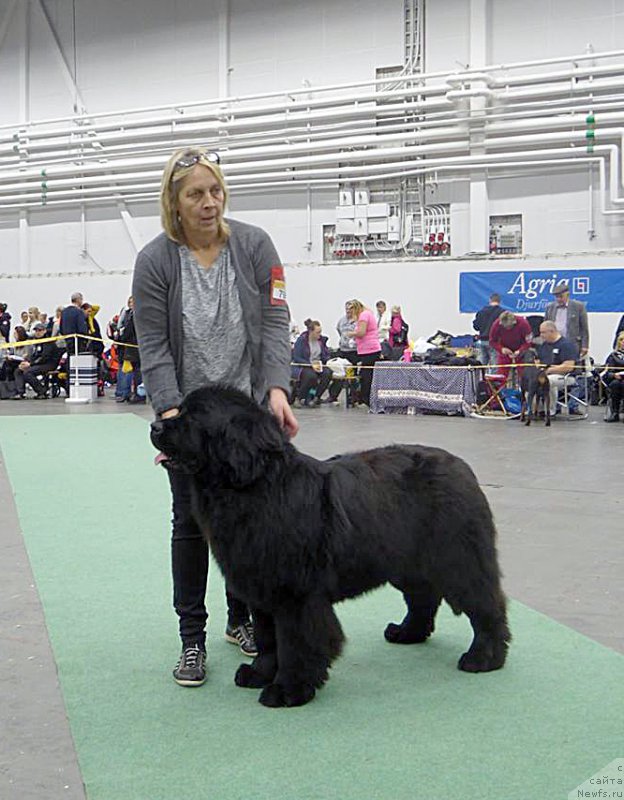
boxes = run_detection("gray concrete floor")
[1,397,622,799]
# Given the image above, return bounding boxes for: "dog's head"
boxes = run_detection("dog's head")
[150,384,287,487]
[523,347,538,364]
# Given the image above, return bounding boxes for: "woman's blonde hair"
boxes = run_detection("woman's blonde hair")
[160,147,230,244]
[499,311,517,328]
[350,299,365,318]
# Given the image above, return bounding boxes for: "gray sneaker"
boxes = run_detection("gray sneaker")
[224,621,258,657]
[173,643,206,686]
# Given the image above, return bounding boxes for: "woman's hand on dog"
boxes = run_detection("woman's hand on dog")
[269,387,299,438]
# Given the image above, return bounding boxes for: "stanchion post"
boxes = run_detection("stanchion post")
[65,334,91,404]
[74,335,79,393]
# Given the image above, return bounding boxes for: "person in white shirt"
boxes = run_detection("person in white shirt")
[375,300,391,343]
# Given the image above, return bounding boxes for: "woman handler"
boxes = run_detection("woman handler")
[133,147,297,687]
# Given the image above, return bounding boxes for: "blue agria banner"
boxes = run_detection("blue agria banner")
[459,269,624,314]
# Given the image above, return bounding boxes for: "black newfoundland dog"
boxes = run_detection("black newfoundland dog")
[151,385,510,708]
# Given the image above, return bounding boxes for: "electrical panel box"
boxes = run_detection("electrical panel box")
[336,205,355,219]
[354,217,368,236]
[366,202,390,218]
[368,218,389,235]
[354,189,369,205]
[339,190,353,206]
[489,214,522,255]
[387,216,400,242]
[354,205,368,218]
[336,218,356,235]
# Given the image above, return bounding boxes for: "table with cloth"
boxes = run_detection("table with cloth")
[369,362,476,415]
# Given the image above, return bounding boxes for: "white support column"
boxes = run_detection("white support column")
[468,0,489,253]
[217,0,231,99]
[19,212,29,275]
[0,0,18,51]
[118,205,143,254]
[17,2,30,275]
[17,0,29,124]
[35,0,86,114]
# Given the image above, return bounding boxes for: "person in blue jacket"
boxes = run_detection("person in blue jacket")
[292,318,341,406]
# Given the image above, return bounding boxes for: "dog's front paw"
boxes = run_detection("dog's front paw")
[259,682,316,708]
[458,645,507,673]
[235,663,271,689]
[384,621,432,644]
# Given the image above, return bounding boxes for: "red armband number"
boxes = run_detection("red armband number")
[270,266,287,306]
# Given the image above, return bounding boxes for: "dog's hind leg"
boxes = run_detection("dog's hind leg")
[259,595,345,708]
[443,563,510,672]
[384,580,442,644]
[457,600,510,673]
[235,609,278,689]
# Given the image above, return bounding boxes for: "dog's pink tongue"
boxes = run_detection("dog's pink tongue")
[154,452,169,466]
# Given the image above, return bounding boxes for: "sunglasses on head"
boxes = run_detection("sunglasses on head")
[175,151,221,169]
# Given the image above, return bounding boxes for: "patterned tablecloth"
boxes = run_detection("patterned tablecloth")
[369,362,476,415]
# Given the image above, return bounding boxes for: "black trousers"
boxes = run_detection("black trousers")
[337,349,359,365]
[297,366,340,402]
[14,363,57,396]
[358,351,381,406]
[168,470,249,647]
[608,379,624,406]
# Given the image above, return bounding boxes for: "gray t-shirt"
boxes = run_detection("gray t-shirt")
[180,244,251,396]
[309,338,321,362]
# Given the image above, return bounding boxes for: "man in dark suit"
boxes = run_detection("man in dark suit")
[14,322,60,399]
[544,281,589,357]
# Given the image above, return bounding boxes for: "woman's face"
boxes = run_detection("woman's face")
[176,164,225,244]
[309,325,322,341]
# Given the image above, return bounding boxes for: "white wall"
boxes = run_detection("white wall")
[286,255,624,363]
[2,254,622,365]
[1,0,624,359]
[0,0,403,123]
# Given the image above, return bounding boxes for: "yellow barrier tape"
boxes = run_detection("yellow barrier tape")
[290,360,619,371]
[0,340,615,372]
[0,333,139,351]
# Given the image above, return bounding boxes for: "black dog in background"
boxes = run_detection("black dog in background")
[520,349,551,426]
[151,385,511,708]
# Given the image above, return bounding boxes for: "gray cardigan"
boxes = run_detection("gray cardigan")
[132,219,291,415]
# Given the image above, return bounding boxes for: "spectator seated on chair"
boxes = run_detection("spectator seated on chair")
[536,321,579,417]
[601,332,624,422]
[291,319,342,407]
[13,322,61,399]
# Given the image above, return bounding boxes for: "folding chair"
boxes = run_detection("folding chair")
[556,369,590,420]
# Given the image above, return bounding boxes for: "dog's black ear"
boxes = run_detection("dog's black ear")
[213,410,286,487]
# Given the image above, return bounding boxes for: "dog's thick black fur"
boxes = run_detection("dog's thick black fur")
[520,349,551,426]
[151,385,510,708]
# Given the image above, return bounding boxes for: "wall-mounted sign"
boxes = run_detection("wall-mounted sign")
[459,270,624,313]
